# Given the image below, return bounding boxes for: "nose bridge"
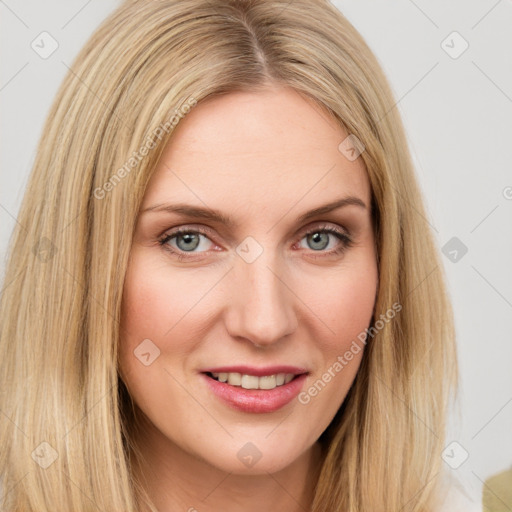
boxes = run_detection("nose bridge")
[226,244,298,346]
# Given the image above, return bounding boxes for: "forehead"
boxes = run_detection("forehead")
[142,86,371,215]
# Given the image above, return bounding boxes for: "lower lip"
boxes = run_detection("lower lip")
[201,373,308,414]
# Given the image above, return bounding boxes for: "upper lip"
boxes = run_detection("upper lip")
[201,365,309,377]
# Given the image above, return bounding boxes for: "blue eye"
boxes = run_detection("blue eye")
[158,224,353,261]
[159,229,214,254]
[302,231,336,251]
[298,226,354,256]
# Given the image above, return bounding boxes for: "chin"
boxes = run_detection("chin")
[191,432,315,476]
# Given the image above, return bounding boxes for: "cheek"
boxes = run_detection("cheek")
[330,269,376,342]
[299,257,378,353]
[293,256,377,420]
[120,252,212,349]
[119,253,192,380]
[118,250,227,400]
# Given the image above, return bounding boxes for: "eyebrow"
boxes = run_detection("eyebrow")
[141,196,367,227]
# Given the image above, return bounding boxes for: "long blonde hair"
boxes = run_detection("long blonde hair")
[0,1,457,510]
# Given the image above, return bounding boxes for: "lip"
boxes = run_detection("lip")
[200,371,309,414]
[200,365,309,377]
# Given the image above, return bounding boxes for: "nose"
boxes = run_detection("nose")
[224,251,298,348]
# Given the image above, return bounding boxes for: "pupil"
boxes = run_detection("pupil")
[308,232,328,251]
[177,233,200,251]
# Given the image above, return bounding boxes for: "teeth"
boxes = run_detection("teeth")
[258,375,276,390]
[210,372,297,390]
[227,372,241,386]
[241,374,259,389]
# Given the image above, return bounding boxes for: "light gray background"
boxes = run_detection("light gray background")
[1,0,511,507]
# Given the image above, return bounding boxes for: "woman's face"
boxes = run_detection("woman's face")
[119,85,378,475]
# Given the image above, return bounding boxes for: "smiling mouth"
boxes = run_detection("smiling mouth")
[204,371,301,390]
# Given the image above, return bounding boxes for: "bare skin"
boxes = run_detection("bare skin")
[119,84,378,512]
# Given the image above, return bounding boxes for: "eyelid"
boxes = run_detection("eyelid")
[297,221,350,238]
[159,224,217,241]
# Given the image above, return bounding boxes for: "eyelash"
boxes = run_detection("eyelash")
[157,224,354,261]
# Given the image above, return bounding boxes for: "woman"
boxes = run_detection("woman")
[0,0,459,510]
